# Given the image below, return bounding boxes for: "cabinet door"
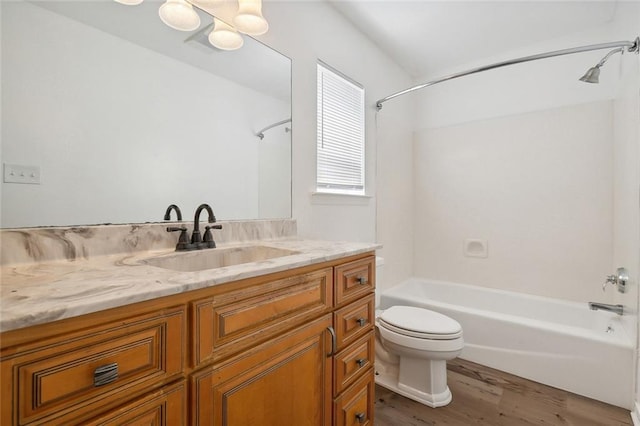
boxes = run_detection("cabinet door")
[192,314,333,426]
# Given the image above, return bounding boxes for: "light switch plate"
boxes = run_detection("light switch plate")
[3,163,41,184]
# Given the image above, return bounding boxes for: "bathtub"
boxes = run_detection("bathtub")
[378,278,635,409]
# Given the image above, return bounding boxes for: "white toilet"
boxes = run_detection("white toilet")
[374,259,464,407]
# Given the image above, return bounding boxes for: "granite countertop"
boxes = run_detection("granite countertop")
[0,239,380,333]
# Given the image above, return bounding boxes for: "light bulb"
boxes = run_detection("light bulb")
[114,0,144,5]
[208,18,244,51]
[159,0,201,32]
[233,0,268,36]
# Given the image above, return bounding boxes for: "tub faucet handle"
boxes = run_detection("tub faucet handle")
[603,267,628,293]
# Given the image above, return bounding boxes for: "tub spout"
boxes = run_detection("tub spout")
[588,302,623,315]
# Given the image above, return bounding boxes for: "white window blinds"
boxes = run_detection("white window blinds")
[317,63,365,194]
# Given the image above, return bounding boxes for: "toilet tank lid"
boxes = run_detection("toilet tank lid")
[380,306,461,335]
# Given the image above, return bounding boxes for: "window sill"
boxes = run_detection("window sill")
[310,191,372,206]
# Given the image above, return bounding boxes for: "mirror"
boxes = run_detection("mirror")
[1,0,291,228]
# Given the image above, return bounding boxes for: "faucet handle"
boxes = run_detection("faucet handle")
[167,226,191,251]
[603,267,629,293]
[203,225,223,249]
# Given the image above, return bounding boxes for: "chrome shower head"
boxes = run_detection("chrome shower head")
[579,45,629,84]
[579,66,601,83]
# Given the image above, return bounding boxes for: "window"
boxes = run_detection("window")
[316,63,365,195]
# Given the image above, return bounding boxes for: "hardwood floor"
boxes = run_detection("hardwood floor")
[374,358,632,426]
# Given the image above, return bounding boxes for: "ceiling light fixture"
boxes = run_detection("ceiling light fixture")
[208,18,244,51]
[116,0,268,50]
[114,0,144,5]
[233,0,268,36]
[159,0,201,32]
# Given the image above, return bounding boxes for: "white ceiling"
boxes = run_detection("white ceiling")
[328,1,619,79]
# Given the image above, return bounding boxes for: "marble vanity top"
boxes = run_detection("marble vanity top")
[0,238,380,333]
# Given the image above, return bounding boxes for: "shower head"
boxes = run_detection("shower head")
[579,66,601,83]
[579,37,639,84]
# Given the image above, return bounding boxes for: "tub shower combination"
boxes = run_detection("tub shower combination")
[378,278,634,409]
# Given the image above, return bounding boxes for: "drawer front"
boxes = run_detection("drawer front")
[334,256,375,306]
[9,307,185,425]
[333,369,375,426]
[334,295,374,350]
[334,331,374,394]
[193,267,333,365]
[85,381,186,426]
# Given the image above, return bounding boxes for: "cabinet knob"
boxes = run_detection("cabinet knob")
[356,317,367,327]
[355,412,366,423]
[357,276,368,285]
[356,358,367,368]
[94,362,118,387]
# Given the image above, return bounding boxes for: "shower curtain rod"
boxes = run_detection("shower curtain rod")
[257,118,292,140]
[376,37,640,111]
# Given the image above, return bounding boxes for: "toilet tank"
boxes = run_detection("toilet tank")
[375,256,384,306]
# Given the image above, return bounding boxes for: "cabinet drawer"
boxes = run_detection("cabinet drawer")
[334,256,375,306]
[334,294,374,350]
[85,381,186,426]
[5,307,185,425]
[334,331,374,395]
[193,267,333,365]
[333,369,375,426]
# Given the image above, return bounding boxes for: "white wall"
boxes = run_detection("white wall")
[1,1,289,227]
[254,1,415,288]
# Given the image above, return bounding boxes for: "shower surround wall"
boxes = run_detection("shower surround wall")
[414,100,614,303]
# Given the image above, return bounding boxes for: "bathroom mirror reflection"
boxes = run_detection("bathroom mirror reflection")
[1,0,292,228]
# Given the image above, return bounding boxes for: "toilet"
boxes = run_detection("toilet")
[374,259,464,408]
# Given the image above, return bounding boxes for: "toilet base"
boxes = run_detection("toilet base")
[374,360,453,408]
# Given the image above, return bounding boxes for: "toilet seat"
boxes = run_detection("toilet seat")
[379,306,462,340]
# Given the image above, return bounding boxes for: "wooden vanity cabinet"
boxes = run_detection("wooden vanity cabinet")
[0,252,376,425]
[190,254,376,426]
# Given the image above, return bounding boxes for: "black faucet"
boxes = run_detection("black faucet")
[166,203,222,251]
[191,204,222,249]
[164,204,182,221]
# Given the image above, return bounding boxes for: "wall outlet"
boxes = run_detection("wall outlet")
[4,163,41,184]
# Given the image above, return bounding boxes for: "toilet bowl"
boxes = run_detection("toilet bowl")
[374,305,464,408]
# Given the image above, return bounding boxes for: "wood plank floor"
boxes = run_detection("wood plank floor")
[374,358,632,426]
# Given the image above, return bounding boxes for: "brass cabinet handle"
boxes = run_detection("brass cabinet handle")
[327,326,337,357]
[356,358,367,368]
[355,412,366,423]
[357,276,368,285]
[356,318,367,327]
[94,362,118,387]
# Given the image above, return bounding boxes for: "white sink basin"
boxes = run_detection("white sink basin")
[141,245,299,272]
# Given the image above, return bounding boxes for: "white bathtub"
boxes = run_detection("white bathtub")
[378,278,635,409]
